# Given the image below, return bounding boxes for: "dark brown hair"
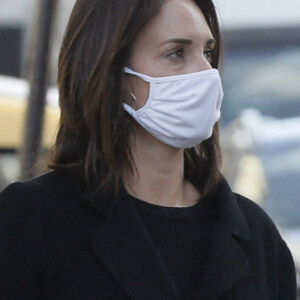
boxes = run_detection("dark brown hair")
[49,0,222,197]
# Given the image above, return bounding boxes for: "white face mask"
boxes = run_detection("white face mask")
[123,67,223,149]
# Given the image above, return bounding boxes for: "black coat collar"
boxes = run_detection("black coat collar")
[80,177,252,300]
[213,177,251,241]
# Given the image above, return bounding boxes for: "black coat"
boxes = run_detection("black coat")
[0,171,297,299]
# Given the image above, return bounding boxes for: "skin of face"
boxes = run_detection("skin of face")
[125,0,215,110]
[122,0,216,206]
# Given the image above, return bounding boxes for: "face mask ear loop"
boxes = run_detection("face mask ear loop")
[123,102,136,116]
[124,67,152,83]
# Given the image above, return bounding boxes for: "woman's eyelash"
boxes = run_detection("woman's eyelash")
[166,48,215,61]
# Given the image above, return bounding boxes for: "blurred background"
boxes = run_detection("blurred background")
[0,0,300,294]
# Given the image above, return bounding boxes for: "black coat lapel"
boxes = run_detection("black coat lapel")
[193,222,250,299]
[89,189,179,300]
[192,178,252,299]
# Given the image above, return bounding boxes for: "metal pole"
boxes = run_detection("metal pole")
[20,0,57,180]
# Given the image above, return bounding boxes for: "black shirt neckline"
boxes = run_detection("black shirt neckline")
[128,193,215,220]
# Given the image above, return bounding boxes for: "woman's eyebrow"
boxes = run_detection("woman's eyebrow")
[159,38,193,47]
[206,38,216,46]
[159,37,215,47]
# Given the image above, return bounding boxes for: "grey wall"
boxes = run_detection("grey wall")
[0,0,35,25]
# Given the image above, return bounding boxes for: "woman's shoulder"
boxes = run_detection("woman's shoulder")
[0,171,79,217]
[2,169,76,192]
[215,178,284,243]
[233,192,286,246]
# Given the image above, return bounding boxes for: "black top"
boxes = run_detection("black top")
[130,194,216,299]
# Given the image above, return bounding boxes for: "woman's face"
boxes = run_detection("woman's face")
[125,0,215,110]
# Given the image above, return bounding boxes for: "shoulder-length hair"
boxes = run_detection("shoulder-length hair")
[49,0,222,198]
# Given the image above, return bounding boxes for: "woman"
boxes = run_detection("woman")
[0,0,297,299]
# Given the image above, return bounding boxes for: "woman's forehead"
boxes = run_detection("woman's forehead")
[133,0,213,50]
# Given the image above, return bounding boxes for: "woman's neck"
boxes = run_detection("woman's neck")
[123,128,200,207]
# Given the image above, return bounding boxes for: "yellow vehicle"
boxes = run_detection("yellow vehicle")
[0,75,60,189]
[0,75,60,150]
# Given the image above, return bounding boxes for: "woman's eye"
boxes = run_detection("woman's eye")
[204,49,215,63]
[168,48,185,59]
